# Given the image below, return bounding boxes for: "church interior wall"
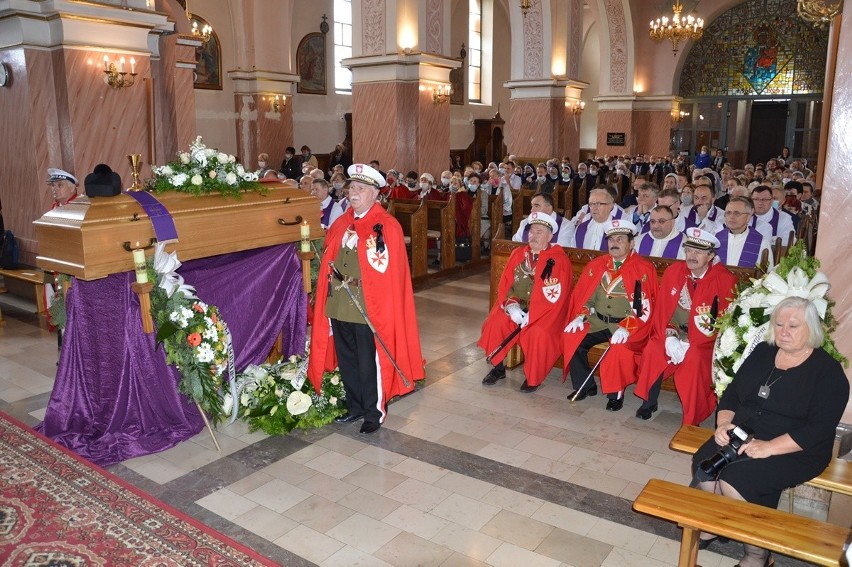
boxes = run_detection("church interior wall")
[579,18,600,151]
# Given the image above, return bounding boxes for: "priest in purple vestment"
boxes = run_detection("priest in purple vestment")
[634,205,685,259]
[715,196,772,269]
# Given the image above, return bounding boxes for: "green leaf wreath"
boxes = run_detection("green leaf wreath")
[232,348,347,436]
[713,241,847,397]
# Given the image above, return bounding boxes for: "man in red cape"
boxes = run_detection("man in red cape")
[308,164,425,434]
[477,212,572,393]
[562,220,657,411]
[635,227,737,424]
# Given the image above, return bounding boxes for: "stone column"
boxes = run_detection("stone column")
[345,53,458,176]
[595,95,678,158]
[506,80,585,162]
[0,1,171,264]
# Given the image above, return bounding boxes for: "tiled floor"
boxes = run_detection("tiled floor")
[0,271,815,566]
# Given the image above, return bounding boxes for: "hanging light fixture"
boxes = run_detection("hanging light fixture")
[185,0,212,45]
[521,0,532,17]
[649,0,704,56]
[797,0,843,27]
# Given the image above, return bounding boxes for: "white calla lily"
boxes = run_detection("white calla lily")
[152,242,197,299]
[762,267,830,318]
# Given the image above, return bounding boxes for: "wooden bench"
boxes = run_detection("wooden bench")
[0,268,49,318]
[485,193,504,243]
[425,194,457,270]
[387,198,427,278]
[466,190,482,262]
[633,478,850,567]
[489,240,760,369]
[510,187,536,234]
[670,424,852,497]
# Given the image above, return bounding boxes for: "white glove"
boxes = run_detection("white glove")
[564,316,585,333]
[505,303,529,327]
[665,336,689,364]
[610,327,630,344]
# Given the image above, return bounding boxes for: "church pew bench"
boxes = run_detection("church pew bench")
[553,182,569,215]
[633,478,850,567]
[467,190,482,262]
[489,239,759,370]
[510,187,536,235]
[424,194,457,270]
[387,198,428,278]
[670,424,852,497]
[0,267,49,314]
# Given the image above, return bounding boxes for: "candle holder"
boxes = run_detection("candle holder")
[103,56,138,89]
[127,154,143,191]
[299,251,315,293]
[131,281,154,333]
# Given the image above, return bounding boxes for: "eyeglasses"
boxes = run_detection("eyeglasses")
[724,211,750,217]
[752,197,773,203]
[588,201,610,207]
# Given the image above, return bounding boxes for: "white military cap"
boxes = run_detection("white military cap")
[527,211,558,233]
[47,168,78,185]
[603,218,637,237]
[347,164,387,188]
[683,227,721,250]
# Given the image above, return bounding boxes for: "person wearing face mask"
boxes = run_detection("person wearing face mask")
[568,163,594,218]
[588,162,603,186]
[418,173,445,201]
[300,145,318,170]
[560,157,574,179]
[750,185,795,247]
[330,172,347,201]
[694,146,712,169]
[533,164,555,195]
[280,146,301,180]
[404,171,419,195]
[521,164,536,185]
[439,170,453,192]
[385,169,409,200]
[256,153,277,180]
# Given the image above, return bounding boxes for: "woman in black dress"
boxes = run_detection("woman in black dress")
[692,296,849,567]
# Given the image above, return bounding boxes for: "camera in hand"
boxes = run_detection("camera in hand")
[696,425,754,481]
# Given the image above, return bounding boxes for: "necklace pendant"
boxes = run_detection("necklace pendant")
[758,385,771,399]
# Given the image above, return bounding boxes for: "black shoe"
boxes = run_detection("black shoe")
[335,413,363,424]
[635,403,658,420]
[482,367,506,385]
[698,535,729,550]
[606,398,624,411]
[567,385,597,401]
[519,380,539,393]
[359,421,381,434]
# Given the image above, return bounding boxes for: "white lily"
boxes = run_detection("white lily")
[152,242,197,299]
[762,267,830,318]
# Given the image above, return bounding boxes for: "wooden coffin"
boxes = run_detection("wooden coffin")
[34,182,324,280]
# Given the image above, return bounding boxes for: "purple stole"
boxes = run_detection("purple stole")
[321,199,336,228]
[574,219,608,251]
[522,215,563,243]
[637,232,684,259]
[683,206,718,229]
[340,198,350,211]
[716,228,763,267]
[751,209,779,236]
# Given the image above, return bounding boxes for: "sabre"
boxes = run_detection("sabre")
[328,262,411,388]
[570,345,610,403]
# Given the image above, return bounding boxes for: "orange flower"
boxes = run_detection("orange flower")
[211,312,218,324]
[187,333,202,347]
[192,303,204,313]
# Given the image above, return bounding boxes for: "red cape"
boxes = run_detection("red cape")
[635,261,737,425]
[477,244,572,386]
[561,251,658,392]
[308,204,425,404]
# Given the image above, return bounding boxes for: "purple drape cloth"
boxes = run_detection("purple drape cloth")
[37,244,307,466]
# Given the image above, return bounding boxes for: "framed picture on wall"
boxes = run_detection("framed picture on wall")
[192,16,222,91]
[297,32,326,95]
[449,63,464,105]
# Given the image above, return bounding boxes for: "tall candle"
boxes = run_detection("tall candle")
[130,57,136,74]
[300,220,310,240]
[132,249,148,284]
[119,57,125,73]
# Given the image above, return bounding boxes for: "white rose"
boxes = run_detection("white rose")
[229,155,236,163]
[236,164,245,175]
[286,391,312,416]
[330,375,340,386]
[719,328,738,357]
[222,393,233,414]
[226,172,238,185]
[191,174,203,186]
[208,169,217,179]
[161,165,174,176]
[171,173,188,187]
[329,396,337,405]
[217,152,229,163]
[205,148,216,157]
[737,313,752,328]
[180,152,191,164]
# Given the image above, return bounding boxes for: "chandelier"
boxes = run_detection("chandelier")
[649,0,704,56]
[797,0,843,26]
[185,0,212,45]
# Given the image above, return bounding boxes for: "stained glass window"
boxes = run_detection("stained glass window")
[679,0,829,97]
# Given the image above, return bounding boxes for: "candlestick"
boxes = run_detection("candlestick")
[130,57,136,74]
[300,220,311,253]
[132,249,148,284]
[103,55,109,71]
[119,57,125,73]
[131,281,154,333]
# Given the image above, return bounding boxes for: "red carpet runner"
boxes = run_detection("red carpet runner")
[0,411,277,566]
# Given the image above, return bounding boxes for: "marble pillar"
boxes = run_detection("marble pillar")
[595,96,677,158]
[505,80,585,162]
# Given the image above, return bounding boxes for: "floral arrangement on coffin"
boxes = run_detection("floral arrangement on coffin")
[150,136,262,198]
[713,241,847,397]
[231,346,347,436]
[148,243,233,424]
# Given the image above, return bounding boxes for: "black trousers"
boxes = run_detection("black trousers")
[569,329,613,395]
[330,319,381,424]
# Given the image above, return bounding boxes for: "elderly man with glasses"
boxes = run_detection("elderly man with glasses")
[569,188,624,251]
[750,184,796,247]
[714,196,772,269]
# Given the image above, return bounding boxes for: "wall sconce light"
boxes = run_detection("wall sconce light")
[572,101,586,115]
[672,110,690,123]
[263,95,286,112]
[521,0,532,16]
[431,84,452,105]
[103,55,137,89]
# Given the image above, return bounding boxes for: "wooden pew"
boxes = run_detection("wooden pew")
[488,239,760,369]
[510,187,536,235]
[0,268,49,315]
[486,193,504,243]
[633,478,850,567]
[670,424,852,498]
[387,198,427,278]
[425,193,456,270]
[553,182,569,216]
[468,190,482,262]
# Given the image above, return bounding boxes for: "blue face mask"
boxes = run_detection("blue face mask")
[772,200,780,209]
